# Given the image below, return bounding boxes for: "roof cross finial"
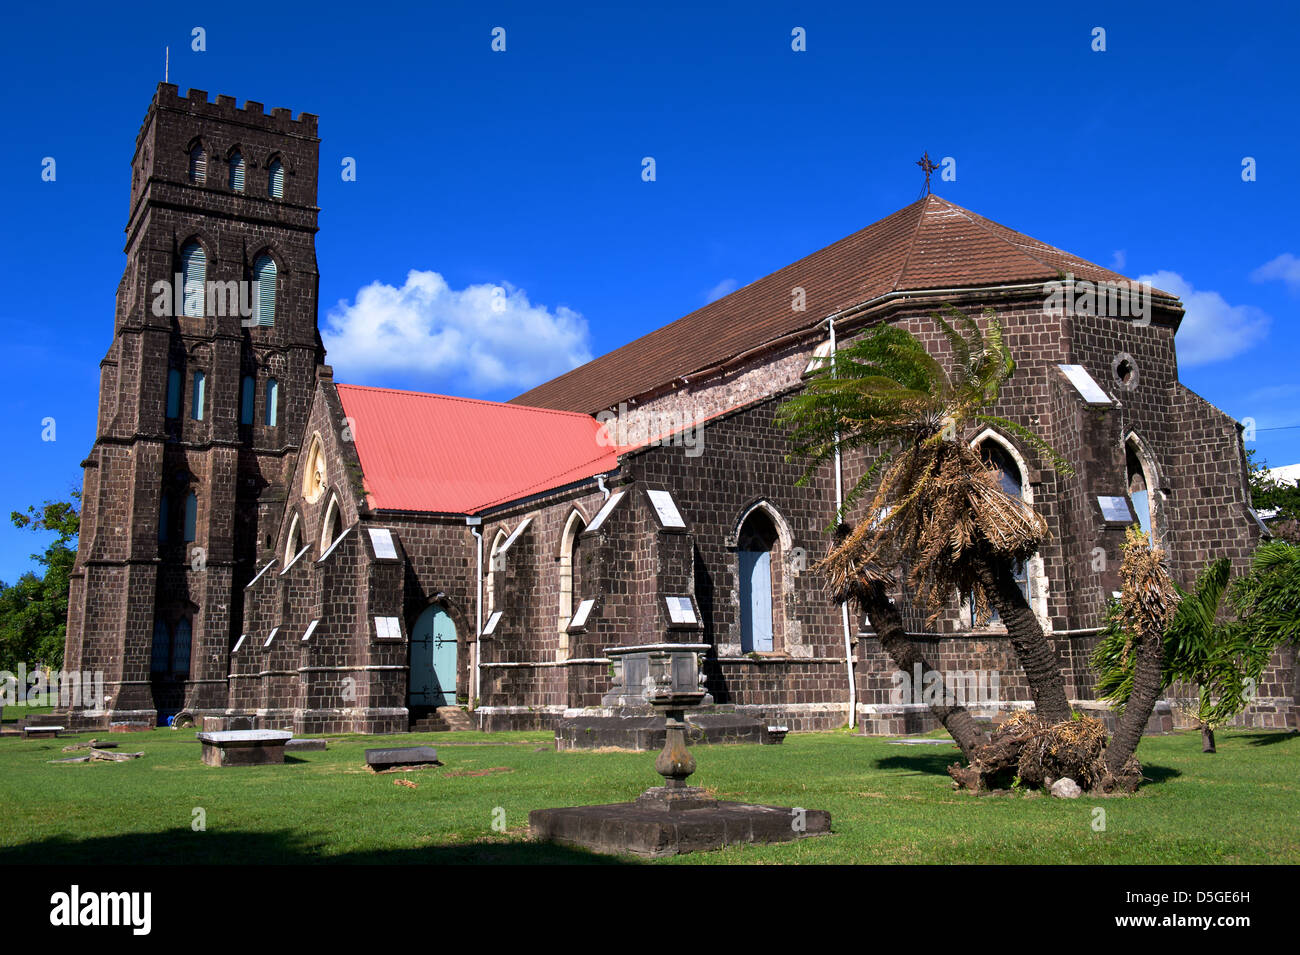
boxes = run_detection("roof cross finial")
[916,151,939,196]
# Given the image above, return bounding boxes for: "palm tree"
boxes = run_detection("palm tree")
[830,524,990,759]
[1095,539,1284,762]
[778,306,1075,727]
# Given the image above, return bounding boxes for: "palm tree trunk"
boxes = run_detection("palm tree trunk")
[972,555,1072,725]
[1201,724,1216,753]
[1104,626,1164,776]
[857,583,990,760]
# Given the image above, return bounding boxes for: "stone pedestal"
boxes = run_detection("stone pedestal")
[531,650,831,857]
[197,730,292,767]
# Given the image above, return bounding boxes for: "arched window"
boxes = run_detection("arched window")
[188,143,206,183]
[486,529,508,614]
[240,374,255,425]
[158,491,171,543]
[738,508,780,653]
[190,371,206,421]
[321,495,344,552]
[969,438,1031,626]
[183,492,197,543]
[558,510,587,656]
[229,151,245,192]
[180,242,206,317]
[285,512,301,564]
[1126,437,1157,543]
[267,158,284,198]
[166,367,182,419]
[253,255,277,327]
[265,378,279,426]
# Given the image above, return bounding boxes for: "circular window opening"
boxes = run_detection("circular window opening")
[1111,352,1139,390]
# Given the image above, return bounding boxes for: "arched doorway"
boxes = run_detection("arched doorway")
[738,508,779,653]
[410,605,457,707]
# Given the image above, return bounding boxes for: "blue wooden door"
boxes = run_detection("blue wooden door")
[410,606,457,706]
[739,549,773,652]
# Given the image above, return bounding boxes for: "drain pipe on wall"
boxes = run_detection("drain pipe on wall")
[827,314,858,729]
[466,515,483,708]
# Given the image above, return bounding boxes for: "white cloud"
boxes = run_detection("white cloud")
[1109,250,1126,271]
[704,278,738,303]
[322,270,592,393]
[1251,253,1300,294]
[1137,270,1270,367]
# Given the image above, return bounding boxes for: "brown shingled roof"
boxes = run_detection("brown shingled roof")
[512,194,1171,415]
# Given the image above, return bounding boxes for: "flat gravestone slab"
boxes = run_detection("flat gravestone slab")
[365,746,439,772]
[530,800,830,858]
[285,738,326,752]
[22,726,64,738]
[197,730,292,767]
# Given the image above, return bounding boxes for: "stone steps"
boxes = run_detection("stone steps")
[409,706,473,733]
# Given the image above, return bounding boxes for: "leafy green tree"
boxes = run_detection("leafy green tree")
[1245,449,1300,542]
[0,492,80,673]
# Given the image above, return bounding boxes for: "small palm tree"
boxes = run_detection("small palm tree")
[778,306,1075,725]
[1096,541,1290,760]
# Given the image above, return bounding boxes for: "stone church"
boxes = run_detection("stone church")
[60,84,1297,735]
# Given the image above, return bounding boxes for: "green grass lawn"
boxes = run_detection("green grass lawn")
[0,726,1295,864]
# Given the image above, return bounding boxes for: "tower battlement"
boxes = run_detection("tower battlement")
[143,83,318,144]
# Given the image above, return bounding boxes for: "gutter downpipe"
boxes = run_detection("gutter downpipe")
[466,516,483,709]
[828,313,857,729]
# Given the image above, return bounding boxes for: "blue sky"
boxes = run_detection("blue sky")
[1,1,1297,583]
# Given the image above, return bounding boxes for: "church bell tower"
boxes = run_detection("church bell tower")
[63,84,325,728]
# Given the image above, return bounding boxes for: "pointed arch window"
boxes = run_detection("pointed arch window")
[180,242,206,317]
[1126,438,1157,544]
[268,158,284,198]
[183,492,198,543]
[968,439,1031,626]
[240,374,255,425]
[285,512,301,564]
[188,144,206,183]
[229,151,245,192]
[486,529,509,614]
[321,496,344,553]
[738,508,780,653]
[253,255,277,327]
[265,378,279,426]
[558,511,587,657]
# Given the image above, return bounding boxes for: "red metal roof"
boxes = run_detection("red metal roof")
[513,194,1177,414]
[336,384,619,514]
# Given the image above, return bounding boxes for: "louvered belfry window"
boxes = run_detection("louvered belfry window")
[254,255,277,327]
[229,151,245,192]
[268,158,284,198]
[189,144,206,183]
[180,242,206,317]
